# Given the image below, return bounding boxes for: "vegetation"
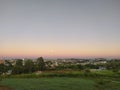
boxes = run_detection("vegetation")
[0,77,120,90]
[1,78,95,90]
[0,57,120,90]
[106,60,120,72]
[95,78,120,90]
[0,57,120,75]
[36,57,46,71]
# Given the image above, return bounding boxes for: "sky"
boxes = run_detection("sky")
[0,0,120,59]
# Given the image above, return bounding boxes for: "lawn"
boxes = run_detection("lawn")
[0,70,120,90]
[1,77,95,90]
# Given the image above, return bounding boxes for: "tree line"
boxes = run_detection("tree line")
[0,57,46,74]
[0,57,120,75]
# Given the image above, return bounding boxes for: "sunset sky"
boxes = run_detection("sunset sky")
[0,0,120,58]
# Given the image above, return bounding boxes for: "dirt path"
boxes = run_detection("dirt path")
[0,86,12,90]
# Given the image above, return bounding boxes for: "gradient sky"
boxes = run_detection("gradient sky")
[0,0,120,58]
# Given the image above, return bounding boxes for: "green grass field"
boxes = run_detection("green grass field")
[1,78,95,90]
[1,77,120,90]
[0,70,120,90]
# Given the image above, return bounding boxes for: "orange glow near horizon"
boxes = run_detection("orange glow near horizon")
[1,43,120,58]
[1,37,120,58]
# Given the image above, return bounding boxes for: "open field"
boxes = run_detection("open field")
[1,78,95,90]
[0,77,120,90]
[0,70,120,90]
[2,70,120,78]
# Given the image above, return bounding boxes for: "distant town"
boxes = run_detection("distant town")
[0,57,120,67]
[0,57,120,75]
[0,57,118,66]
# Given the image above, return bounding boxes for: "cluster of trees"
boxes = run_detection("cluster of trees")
[55,60,120,73]
[106,60,120,72]
[0,57,46,74]
[0,58,120,75]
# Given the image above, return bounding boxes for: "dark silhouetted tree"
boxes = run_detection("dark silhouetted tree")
[24,59,34,73]
[36,57,45,71]
[12,59,23,74]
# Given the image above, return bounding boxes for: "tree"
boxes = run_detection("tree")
[36,57,45,71]
[12,65,23,74]
[4,60,13,72]
[106,60,120,72]
[77,64,84,70]
[24,59,35,73]
[45,61,53,70]
[0,64,7,74]
[16,59,23,66]
[12,59,23,74]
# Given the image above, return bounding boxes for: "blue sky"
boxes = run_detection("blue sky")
[0,0,120,58]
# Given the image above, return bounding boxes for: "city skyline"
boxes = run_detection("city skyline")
[0,0,120,59]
